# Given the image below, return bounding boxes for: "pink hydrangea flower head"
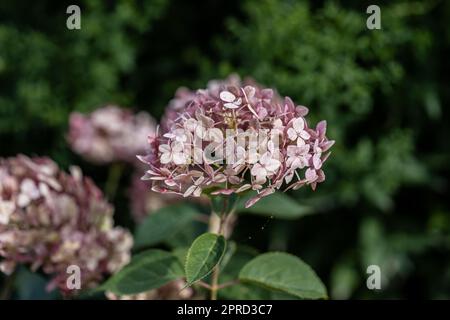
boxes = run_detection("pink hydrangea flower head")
[139,76,334,208]
[0,155,133,294]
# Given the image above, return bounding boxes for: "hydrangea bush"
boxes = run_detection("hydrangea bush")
[0,155,132,294]
[1,76,332,299]
[99,77,333,300]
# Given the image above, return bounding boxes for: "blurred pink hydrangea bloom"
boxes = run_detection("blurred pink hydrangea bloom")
[68,105,156,165]
[0,155,132,294]
[139,76,334,208]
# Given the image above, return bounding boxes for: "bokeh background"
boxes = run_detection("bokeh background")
[1,0,449,299]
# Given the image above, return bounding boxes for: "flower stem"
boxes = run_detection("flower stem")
[197,281,212,290]
[209,211,224,300]
[210,265,220,300]
[208,196,238,300]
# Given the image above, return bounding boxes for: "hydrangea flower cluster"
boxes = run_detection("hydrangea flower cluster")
[0,155,132,293]
[161,74,243,132]
[68,105,156,165]
[139,77,334,208]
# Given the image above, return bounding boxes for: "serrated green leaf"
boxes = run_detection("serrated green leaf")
[219,246,299,300]
[239,252,327,299]
[134,204,200,249]
[185,233,226,285]
[236,192,313,219]
[103,249,183,295]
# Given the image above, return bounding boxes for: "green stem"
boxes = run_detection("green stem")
[210,265,220,300]
[209,211,224,300]
[209,196,236,300]
[104,163,123,201]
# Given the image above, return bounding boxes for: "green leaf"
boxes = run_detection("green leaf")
[218,246,297,300]
[165,220,207,249]
[134,204,200,249]
[239,252,327,299]
[219,245,272,300]
[236,192,313,219]
[102,249,184,295]
[221,281,273,300]
[221,245,259,278]
[185,233,226,285]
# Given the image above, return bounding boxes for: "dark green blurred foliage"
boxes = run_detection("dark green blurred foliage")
[0,0,167,161]
[1,0,449,299]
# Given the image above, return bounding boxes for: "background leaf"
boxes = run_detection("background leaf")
[236,192,313,219]
[239,252,327,299]
[134,204,200,249]
[103,249,183,295]
[14,267,60,300]
[165,220,207,249]
[185,233,226,285]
